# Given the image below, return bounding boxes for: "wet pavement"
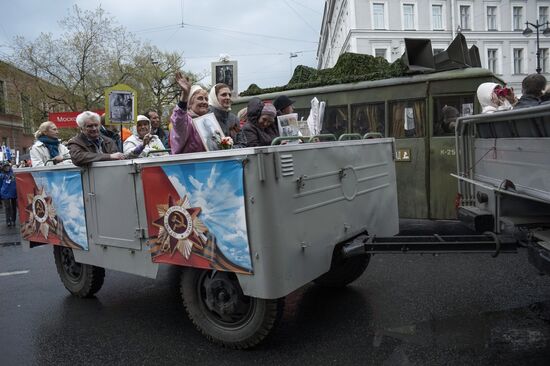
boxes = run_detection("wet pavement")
[1,219,549,365]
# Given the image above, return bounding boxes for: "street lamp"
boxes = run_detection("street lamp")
[522,20,550,74]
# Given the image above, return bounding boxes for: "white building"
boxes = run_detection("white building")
[317,0,550,91]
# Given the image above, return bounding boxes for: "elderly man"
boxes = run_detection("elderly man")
[68,111,124,166]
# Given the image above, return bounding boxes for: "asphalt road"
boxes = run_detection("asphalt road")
[1,219,550,365]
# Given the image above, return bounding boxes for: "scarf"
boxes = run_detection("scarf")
[38,135,60,158]
[208,84,231,112]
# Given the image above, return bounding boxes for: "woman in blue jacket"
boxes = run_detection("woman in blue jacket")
[0,162,17,227]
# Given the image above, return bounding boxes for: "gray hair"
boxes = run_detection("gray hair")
[34,121,56,139]
[76,111,101,128]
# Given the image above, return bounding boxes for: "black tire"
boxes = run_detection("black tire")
[53,246,105,298]
[180,268,284,349]
[314,252,370,288]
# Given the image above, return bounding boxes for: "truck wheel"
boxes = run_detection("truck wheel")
[314,253,370,287]
[53,246,105,298]
[180,268,284,349]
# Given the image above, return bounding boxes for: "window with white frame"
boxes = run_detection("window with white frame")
[373,3,386,29]
[403,3,416,30]
[542,48,549,73]
[374,48,388,59]
[513,6,523,31]
[540,6,549,25]
[513,48,523,74]
[432,5,443,30]
[487,6,497,30]
[487,48,498,73]
[460,5,471,30]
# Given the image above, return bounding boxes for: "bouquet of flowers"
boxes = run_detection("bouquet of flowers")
[213,131,234,150]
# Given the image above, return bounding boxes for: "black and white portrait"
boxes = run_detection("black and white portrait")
[192,113,225,151]
[211,61,238,95]
[109,91,134,123]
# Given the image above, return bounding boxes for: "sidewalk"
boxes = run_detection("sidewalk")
[0,207,21,245]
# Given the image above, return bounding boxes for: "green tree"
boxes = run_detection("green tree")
[11,5,140,111]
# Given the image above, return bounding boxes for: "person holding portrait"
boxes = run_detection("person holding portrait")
[67,111,125,166]
[169,72,206,154]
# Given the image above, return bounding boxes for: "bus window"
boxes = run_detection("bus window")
[433,95,475,136]
[351,103,385,136]
[389,100,425,138]
[322,105,348,137]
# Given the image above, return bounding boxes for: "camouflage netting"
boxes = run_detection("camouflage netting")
[240,52,408,96]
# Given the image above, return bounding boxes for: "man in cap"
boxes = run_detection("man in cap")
[273,95,295,116]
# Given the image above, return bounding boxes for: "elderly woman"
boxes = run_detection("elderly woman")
[242,98,279,147]
[170,71,206,154]
[187,85,210,118]
[123,115,166,158]
[30,121,72,167]
[208,83,246,147]
[67,111,124,166]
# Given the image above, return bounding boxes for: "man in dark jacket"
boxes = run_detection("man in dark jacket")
[68,111,124,166]
[0,161,17,227]
[242,98,279,147]
[514,73,547,109]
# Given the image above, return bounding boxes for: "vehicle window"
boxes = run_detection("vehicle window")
[389,100,425,138]
[351,103,385,136]
[321,105,348,138]
[433,95,475,136]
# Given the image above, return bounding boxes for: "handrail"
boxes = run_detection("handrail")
[338,133,362,141]
[145,149,171,157]
[307,134,336,143]
[363,132,383,139]
[271,136,305,145]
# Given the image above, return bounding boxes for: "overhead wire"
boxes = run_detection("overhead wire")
[283,0,319,34]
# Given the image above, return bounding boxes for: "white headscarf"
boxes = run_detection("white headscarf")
[476,82,512,114]
[188,85,205,105]
[208,84,231,111]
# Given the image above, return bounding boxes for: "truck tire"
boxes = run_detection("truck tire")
[53,246,105,298]
[314,253,370,288]
[180,268,284,349]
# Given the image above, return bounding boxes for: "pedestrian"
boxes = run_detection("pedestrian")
[67,111,125,166]
[0,161,17,227]
[30,121,72,167]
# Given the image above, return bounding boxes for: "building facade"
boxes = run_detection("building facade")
[0,60,68,156]
[317,0,550,92]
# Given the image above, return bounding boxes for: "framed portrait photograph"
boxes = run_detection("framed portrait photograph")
[192,113,225,151]
[211,61,238,95]
[104,84,138,125]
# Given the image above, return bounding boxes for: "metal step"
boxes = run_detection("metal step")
[342,234,518,258]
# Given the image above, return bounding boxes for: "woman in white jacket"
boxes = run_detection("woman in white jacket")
[123,115,166,158]
[30,121,71,167]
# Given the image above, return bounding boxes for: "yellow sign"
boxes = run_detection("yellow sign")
[395,148,411,162]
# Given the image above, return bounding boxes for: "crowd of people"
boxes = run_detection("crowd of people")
[7,71,547,228]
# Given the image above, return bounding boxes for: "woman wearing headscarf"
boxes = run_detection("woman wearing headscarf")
[476,82,514,114]
[187,85,210,118]
[123,115,166,158]
[242,98,280,147]
[170,71,206,154]
[208,83,246,147]
[30,121,72,167]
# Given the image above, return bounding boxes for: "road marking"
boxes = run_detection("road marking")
[0,270,30,277]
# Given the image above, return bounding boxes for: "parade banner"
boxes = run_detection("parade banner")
[141,160,252,274]
[16,171,88,250]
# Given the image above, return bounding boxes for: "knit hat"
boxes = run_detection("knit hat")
[188,85,205,104]
[261,104,277,117]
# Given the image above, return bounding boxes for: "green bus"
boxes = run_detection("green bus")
[233,68,503,219]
